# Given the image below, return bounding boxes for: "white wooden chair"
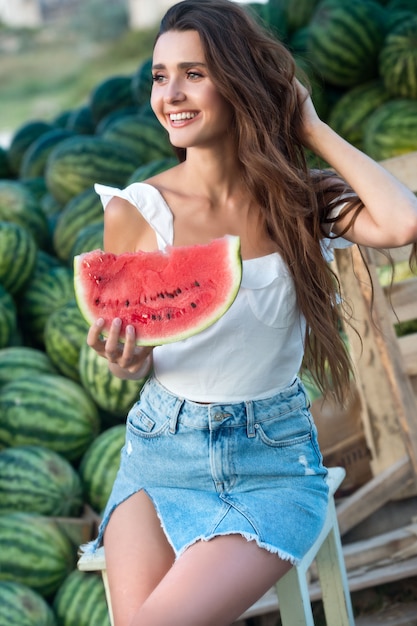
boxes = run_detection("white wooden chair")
[78,466,354,625]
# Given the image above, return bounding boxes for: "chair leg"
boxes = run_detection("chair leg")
[101,570,115,626]
[315,502,355,626]
[275,566,315,626]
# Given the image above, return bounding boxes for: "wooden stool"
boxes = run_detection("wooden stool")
[78,467,354,625]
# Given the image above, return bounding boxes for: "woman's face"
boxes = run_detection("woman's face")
[151,29,233,150]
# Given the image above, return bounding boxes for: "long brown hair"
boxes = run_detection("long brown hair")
[156,0,365,401]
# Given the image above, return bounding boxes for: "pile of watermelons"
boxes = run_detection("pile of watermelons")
[0,0,416,623]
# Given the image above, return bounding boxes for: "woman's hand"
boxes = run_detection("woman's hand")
[87,318,153,380]
[295,79,324,152]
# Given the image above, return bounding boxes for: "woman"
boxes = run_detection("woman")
[84,1,417,624]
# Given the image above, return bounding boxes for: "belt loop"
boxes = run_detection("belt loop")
[246,400,256,438]
[169,396,184,434]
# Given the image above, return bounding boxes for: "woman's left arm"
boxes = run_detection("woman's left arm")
[298,84,417,248]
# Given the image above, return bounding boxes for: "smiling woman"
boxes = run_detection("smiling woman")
[78,1,417,625]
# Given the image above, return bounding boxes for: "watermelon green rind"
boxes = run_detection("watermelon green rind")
[78,341,146,416]
[363,98,417,160]
[73,235,242,346]
[379,16,417,99]
[0,373,100,461]
[0,444,84,517]
[0,581,57,626]
[0,512,76,597]
[53,569,111,626]
[79,424,125,512]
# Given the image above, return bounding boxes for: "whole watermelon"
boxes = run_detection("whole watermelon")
[0,444,84,517]
[53,569,111,626]
[79,424,125,513]
[379,15,417,99]
[19,127,75,179]
[0,581,57,626]
[0,512,76,597]
[307,0,386,87]
[45,135,139,204]
[0,345,57,387]
[7,120,55,176]
[0,221,37,296]
[78,341,146,418]
[44,299,90,381]
[0,372,100,462]
[53,187,104,264]
[89,74,136,125]
[0,179,49,248]
[327,80,392,149]
[17,252,74,347]
[0,285,17,350]
[363,98,417,160]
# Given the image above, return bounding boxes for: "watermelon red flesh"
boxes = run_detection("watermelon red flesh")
[74,235,242,346]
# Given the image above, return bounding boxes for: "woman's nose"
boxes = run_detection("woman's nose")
[163,82,186,104]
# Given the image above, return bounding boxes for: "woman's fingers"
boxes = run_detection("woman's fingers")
[87,318,153,375]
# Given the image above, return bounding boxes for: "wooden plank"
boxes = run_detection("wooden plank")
[383,279,417,325]
[355,603,417,626]
[237,556,417,620]
[335,246,417,478]
[399,334,417,377]
[380,151,417,189]
[336,456,414,536]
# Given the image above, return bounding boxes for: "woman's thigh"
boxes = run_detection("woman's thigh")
[103,489,175,626]
[131,533,292,626]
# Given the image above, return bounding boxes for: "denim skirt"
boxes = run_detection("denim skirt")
[85,376,329,566]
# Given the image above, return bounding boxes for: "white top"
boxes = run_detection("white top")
[95,182,352,402]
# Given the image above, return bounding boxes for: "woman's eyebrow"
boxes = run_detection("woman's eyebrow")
[152,61,207,70]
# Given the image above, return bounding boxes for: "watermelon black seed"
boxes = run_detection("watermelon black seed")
[194,281,200,287]
[190,302,197,308]
[125,300,130,307]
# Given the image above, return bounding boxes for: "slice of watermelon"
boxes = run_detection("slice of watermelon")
[73,235,242,346]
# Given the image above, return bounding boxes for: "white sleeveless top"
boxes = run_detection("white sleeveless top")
[95,182,352,402]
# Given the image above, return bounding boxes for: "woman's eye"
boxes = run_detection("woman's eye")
[152,74,165,83]
[187,71,203,80]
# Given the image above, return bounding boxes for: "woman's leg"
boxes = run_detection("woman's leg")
[103,490,176,626]
[132,534,292,626]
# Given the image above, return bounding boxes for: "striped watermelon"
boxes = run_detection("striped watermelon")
[0,180,49,248]
[78,341,146,418]
[0,346,57,387]
[45,135,139,205]
[363,98,417,160]
[20,128,75,180]
[0,445,84,517]
[70,221,104,259]
[7,120,55,176]
[17,254,74,347]
[131,57,153,107]
[127,156,178,185]
[307,0,386,87]
[283,0,320,34]
[0,373,100,462]
[0,221,37,296]
[23,175,48,201]
[53,569,111,626]
[0,512,76,597]
[0,146,12,179]
[53,188,104,264]
[89,74,136,125]
[379,16,417,99]
[102,114,175,164]
[327,80,392,150]
[0,285,17,350]
[79,424,125,513]
[66,104,95,135]
[44,299,90,381]
[0,581,57,626]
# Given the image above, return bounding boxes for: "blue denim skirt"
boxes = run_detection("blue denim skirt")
[85,376,329,566]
